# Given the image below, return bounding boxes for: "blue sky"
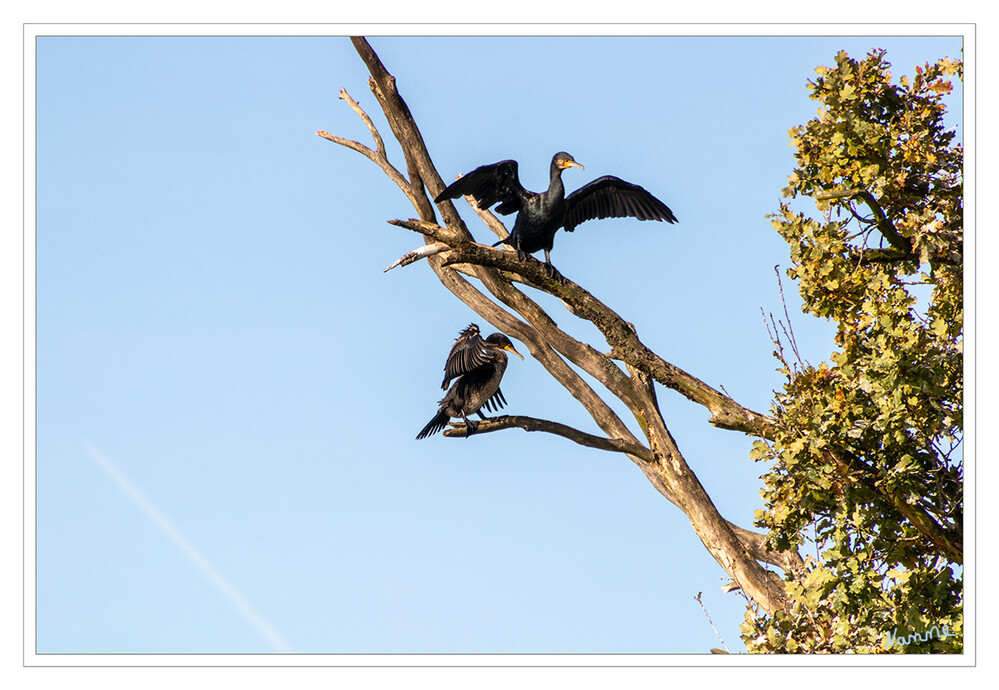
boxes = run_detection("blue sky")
[30,31,965,657]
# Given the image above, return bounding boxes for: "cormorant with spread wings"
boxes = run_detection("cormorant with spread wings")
[435,152,677,277]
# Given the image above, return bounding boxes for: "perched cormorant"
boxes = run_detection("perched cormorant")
[435,152,678,277]
[416,323,523,439]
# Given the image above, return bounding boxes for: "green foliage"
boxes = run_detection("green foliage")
[742,50,963,653]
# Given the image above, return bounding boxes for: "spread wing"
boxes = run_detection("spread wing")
[441,323,493,390]
[435,160,530,216]
[563,175,678,232]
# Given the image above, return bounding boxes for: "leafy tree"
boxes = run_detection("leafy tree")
[319,39,962,653]
[743,49,963,653]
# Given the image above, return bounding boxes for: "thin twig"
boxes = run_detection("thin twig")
[338,89,386,159]
[774,266,805,368]
[763,308,790,372]
[695,592,730,653]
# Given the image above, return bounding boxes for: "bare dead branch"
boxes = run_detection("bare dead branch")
[383,242,450,272]
[441,414,656,462]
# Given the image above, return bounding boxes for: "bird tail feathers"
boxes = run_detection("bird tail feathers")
[416,409,450,440]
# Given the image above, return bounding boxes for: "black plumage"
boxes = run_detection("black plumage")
[435,152,677,276]
[416,324,524,440]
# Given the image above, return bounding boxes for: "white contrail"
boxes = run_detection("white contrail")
[83,442,295,653]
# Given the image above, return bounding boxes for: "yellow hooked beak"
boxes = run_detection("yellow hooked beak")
[562,159,584,170]
[505,343,525,360]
